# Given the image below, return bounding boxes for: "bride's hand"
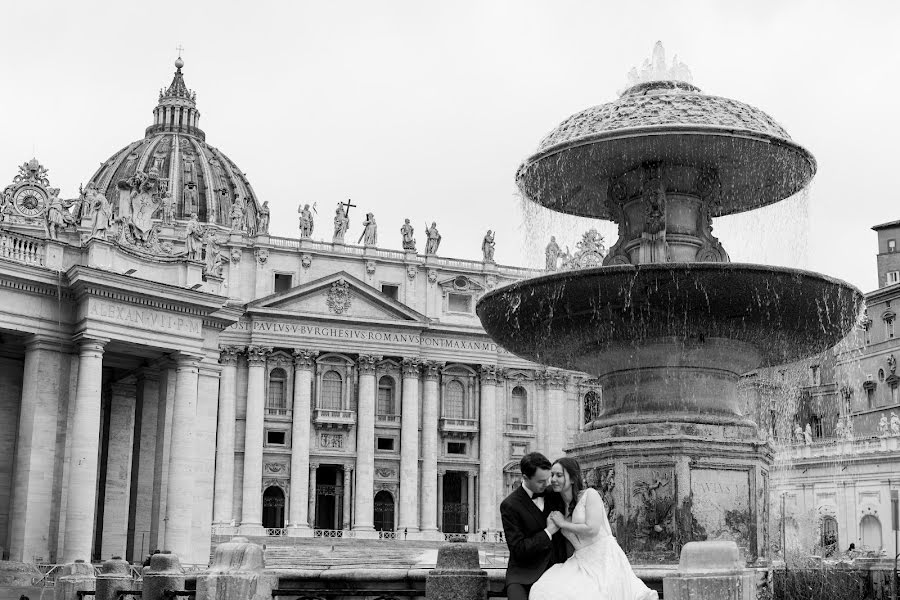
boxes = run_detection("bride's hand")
[548,511,565,526]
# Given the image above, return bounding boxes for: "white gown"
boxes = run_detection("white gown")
[530,488,658,600]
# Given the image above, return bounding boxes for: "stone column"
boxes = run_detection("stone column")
[546,372,568,460]
[163,353,201,561]
[477,365,500,533]
[129,370,159,562]
[399,358,421,533]
[308,464,318,528]
[190,362,222,564]
[240,345,271,536]
[467,472,476,534]
[420,361,442,538]
[100,380,137,559]
[342,467,353,529]
[213,347,241,526]
[8,335,67,562]
[149,361,176,555]
[353,354,381,535]
[62,337,107,563]
[288,349,316,535]
[437,470,445,532]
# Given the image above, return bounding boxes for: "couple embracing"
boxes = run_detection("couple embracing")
[500,452,657,600]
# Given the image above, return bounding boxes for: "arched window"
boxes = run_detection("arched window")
[510,386,527,424]
[267,368,287,412]
[809,415,823,439]
[444,380,465,419]
[860,514,882,550]
[321,370,343,410]
[378,376,395,415]
[583,391,600,424]
[820,515,838,548]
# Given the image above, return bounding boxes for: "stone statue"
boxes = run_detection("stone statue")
[298,203,314,238]
[879,415,889,437]
[333,203,349,243]
[88,189,113,240]
[890,354,897,375]
[803,423,813,445]
[793,423,803,444]
[844,418,854,440]
[203,230,225,277]
[482,229,495,262]
[425,221,441,255]
[834,419,845,439]
[161,192,176,225]
[359,212,377,247]
[116,172,163,244]
[185,213,204,260]
[257,200,270,234]
[546,236,560,271]
[183,183,198,216]
[401,218,416,251]
[892,412,900,436]
[230,195,245,231]
[45,188,76,240]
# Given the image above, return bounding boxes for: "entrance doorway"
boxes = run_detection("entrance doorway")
[262,486,285,529]
[314,465,344,529]
[374,490,395,531]
[442,472,468,533]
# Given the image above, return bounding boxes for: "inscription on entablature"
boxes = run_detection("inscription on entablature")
[226,320,507,353]
[88,299,201,335]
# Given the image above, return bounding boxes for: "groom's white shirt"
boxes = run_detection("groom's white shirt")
[522,482,553,540]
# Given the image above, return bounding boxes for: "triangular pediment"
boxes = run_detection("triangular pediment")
[248,271,429,324]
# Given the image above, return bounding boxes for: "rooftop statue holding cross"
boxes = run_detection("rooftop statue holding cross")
[333,199,354,243]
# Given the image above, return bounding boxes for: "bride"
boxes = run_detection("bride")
[530,457,658,600]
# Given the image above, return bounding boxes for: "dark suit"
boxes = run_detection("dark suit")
[500,485,567,600]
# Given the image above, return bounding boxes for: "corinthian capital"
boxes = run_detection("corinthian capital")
[219,345,243,367]
[480,364,503,384]
[401,357,422,378]
[541,369,568,389]
[357,354,382,374]
[423,360,444,381]
[293,348,319,370]
[246,345,273,366]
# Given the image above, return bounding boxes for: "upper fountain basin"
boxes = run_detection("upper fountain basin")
[476,263,863,374]
[516,81,816,220]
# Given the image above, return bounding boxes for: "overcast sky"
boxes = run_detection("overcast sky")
[1,0,897,292]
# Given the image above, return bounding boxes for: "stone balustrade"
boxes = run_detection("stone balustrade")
[0,230,45,266]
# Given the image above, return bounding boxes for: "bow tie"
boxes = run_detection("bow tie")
[531,491,547,499]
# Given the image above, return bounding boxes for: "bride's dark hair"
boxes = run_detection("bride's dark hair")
[553,457,585,516]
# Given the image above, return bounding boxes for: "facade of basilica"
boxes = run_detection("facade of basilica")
[0,59,598,566]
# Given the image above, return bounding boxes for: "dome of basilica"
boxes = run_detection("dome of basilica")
[86,58,260,229]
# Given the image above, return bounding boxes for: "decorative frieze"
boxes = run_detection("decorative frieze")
[293,348,319,370]
[246,345,273,366]
[541,370,568,389]
[255,248,269,265]
[366,260,376,275]
[406,265,417,280]
[301,253,312,269]
[375,468,396,479]
[265,462,287,474]
[320,433,344,449]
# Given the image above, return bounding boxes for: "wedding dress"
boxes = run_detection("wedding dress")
[530,488,658,600]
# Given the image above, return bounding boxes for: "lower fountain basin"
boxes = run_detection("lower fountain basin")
[476,263,863,373]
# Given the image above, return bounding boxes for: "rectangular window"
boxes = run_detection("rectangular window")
[448,293,472,312]
[888,319,895,339]
[810,365,821,387]
[274,273,293,293]
[889,239,897,253]
[267,430,286,445]
[447,441,467,455]
[381,284,399,301]
[888,271,900,285]
[377,437,395,451]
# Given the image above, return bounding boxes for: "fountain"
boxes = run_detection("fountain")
[477,43,863,564]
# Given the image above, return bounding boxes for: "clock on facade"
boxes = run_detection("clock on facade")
[13,185,47,217]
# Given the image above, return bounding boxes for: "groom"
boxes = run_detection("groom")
[500,452,568,600]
